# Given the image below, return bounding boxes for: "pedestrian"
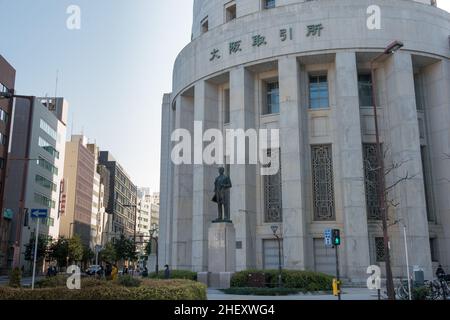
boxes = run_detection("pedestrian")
[142,266,148,278]
[164,265,170,279]
[46,266,52,278]
[436,264,446,280]
[112,264,118,281]
[105,263,112,280]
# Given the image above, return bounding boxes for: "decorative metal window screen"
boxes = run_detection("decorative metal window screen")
[363,144,382,220]
[264,149,282,223]
[312,145,335,221]
[375,237,386,262]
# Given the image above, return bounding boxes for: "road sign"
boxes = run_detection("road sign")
[30,209,48,219]
[324,229,332,246]
[3,209,13,220]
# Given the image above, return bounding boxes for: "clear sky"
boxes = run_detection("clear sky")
[0,1,448,192]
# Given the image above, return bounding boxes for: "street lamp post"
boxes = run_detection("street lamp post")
[271,225,282,288]
[370,40,404,300]
[150,225,159,275]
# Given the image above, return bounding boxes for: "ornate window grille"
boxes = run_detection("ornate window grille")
[312,145,335,221]
[264,149,282,223]
[375,237,386,262]
[363,144,382,220]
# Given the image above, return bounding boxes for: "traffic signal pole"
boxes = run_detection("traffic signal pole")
[335,245,341,301]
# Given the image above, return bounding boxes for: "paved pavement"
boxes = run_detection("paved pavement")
[0,275,43,286]
[207,288,381,300]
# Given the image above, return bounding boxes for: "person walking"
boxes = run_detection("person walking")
[111,264,118,281]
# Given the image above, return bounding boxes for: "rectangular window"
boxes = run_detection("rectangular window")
[309,75,329,109]
[358,74,373,107]
[45,217,55,227]
[430,238,439,262]
[0,83,8,93]
[0,133,7,146]
[38,157,59,175]
[375,237,386,262]
[0,158,4,170]
[414,74,424,111]
[0,109,9,123]
[263,0,276,9]
[421,146,434,221]
[35,175,57,192]
[264,149,282,223]
[225,2,236,22]
[40,119,58,141]
[363,144,382,220]
[38,137,60,159]
[312,145,335,221]
[264,81,280,115]
[263,239,283,270]
[201,17,209,34]
[224,88,230,124]
[34,193,56,209]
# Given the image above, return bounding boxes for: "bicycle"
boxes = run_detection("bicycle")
[396,279,412,300]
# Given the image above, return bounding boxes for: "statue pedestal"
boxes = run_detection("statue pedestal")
[204,222,236,289]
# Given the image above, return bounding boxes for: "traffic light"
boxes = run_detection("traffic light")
[332,229,341,246]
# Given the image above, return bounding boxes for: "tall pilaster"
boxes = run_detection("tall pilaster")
[334,52,371,281]
[171,94,194,269]
[384,52,432,278]
[229,67,257,271]
[278,56,306,270]
[192,81,220,271]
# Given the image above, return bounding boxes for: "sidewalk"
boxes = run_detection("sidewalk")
[207,288,380,300]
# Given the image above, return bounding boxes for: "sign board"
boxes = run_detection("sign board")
[3,209,13,220]
[30,209,48,219]
[324,229,332,246]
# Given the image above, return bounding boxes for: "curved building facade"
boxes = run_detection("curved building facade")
[160,0,450,282]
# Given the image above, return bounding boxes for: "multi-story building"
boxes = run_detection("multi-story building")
[59,135,95,247]
[159,0,450,282]
[4,97,67,270]
[0,55,16,273]
[99,151,137,242]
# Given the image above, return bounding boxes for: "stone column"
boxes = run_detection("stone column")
[192,80,220,271]
[229,67,257,271]
[158,93,173,268]
[171,94,194,270]
[423,59,450,269]
[278,56,306,270]
[334,52,371,281]
[384,52,432,278]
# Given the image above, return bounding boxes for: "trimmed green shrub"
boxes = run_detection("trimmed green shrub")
[35,275,68,288]
[8,268,22,288]
[222,287,301,296]
[230,270,333,292]
[115,275,142,287]
[0,279,206,300]
[412,286,431,300]
[149,270,197,281]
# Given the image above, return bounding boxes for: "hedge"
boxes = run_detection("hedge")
[0,278,206,300]
[222,287,302,296]
[149,270,197,281]
[231,270,333,292]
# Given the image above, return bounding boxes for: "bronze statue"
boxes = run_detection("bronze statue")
[212,167,232,222]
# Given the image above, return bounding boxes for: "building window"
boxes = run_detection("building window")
[264,149,282,223]
[363,144,382,220]
[45,217,55,227]
[0,133,7,146]
[430,238,439,262]
[263,0,276,9]
[0,109,9,124]
[309,75,329,109]
[414,74,424,111]
[40,119,58,141]
[0,83,8,93]
[35,175,57,192]
[263,239,283,270]
[201,17,209,34]
[358,74,373,107]
[375,237,386,262]
[0,158,4,169]
[225,2,236,22]
[224,88,230,124]
[264,81,279,115]
[421,146,435,221]
[312,145,335,221]
[39,137,60,159]
[38,157,59,175]
[34,193,56,209]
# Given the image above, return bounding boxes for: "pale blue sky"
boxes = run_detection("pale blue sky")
[0,0,194,192]
[0,1,448,192]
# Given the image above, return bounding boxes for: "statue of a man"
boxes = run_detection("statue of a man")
[212,167,232,222]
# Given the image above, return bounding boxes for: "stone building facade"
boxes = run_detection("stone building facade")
[159,0,450,282]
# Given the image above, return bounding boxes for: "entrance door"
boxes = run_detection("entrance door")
[313,238,335,275]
